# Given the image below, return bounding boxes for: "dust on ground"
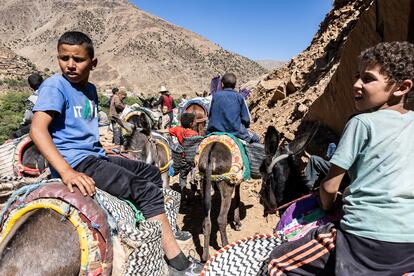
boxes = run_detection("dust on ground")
[173,177,279,261]
[100,126,280,260]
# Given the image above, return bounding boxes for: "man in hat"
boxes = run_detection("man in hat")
[154,85,176,127]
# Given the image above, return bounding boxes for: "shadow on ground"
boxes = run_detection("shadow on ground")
[175,183,253,259]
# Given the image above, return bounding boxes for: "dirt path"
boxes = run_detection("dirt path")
[99,128,280,260]
[174,178,280,261]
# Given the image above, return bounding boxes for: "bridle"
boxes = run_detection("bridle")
[266,153,289,174]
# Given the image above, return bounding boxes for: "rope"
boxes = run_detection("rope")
[270,193,315,213]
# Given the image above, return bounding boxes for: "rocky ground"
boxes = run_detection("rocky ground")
[100,126,279,261]
[174,177,279,261]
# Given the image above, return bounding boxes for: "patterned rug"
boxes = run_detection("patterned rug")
[201,233,286,276]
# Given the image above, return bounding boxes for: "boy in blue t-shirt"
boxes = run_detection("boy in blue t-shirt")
[30,31,201,275]
[268,42,414,275]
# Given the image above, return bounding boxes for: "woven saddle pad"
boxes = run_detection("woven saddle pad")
[201,233,286,276]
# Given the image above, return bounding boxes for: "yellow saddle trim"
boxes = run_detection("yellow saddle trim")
[0,199,92,271]
[194,135,244,183]
[156,139,172,173]
[124,111,141,123]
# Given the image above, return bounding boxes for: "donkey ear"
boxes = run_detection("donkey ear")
[264,126,280,156]
[112,115,134,132]
[288,121,319,155]
[139,113,151,135]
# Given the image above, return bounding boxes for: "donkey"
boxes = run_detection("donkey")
[183,103,208,136]
[260,123,319,216]
[197,140,242,262]
[0,209,80,275]
[113,113,171,189]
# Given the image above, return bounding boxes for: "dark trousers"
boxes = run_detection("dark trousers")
[75,155,164,218]
[247,131,260,143]
[167,112,174,127]
[269,224,414,276]
[10,124,31,139]
[303,155,331,191]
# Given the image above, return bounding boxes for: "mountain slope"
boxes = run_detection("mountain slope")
[0,0,266,96]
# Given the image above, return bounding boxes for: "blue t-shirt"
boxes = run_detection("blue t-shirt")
[330,110,414,242]
[33,74,106,176]
[206,89,251,141]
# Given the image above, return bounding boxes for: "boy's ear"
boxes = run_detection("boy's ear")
[91,58,98,70]
[394,79,413,97]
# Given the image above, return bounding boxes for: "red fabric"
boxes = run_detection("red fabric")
[169,126,198,145]
[162,95,174,112]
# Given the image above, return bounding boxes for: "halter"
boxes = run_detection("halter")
[266,153,290,174]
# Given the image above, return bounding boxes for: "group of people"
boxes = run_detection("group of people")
[20,28,414,275]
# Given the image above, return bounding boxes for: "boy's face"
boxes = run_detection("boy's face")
[353,64,397,111]
[57,43,97,86]
[162,106,168,114]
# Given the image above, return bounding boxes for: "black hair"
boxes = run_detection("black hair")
[180,113,195,128]
[360,41,414,86]
[27,73,43,90]
[112,87,119,94]
[221,73,237,89]
[57,31,94,59]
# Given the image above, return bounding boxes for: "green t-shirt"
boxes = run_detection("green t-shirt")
[330,110,414,242]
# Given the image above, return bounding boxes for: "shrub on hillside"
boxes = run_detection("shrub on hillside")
[0,91,30,143]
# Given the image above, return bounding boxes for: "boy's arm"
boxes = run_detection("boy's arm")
[319,164,346,211]
[30,111,95,196]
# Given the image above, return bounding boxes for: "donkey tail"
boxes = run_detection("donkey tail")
[203,144,214,217]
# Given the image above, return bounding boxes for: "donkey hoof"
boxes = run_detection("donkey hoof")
[234,223,242,231]
[202,253,209,263]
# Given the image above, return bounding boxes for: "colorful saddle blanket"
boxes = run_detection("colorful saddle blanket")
[194,133,250,184]
[275,194,343,241]
[0,181,181,276]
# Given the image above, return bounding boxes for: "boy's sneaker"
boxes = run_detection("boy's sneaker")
[174,230,192,241]
[169,256,203,275]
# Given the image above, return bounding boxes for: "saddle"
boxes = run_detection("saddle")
[0,181,181,276]
[0,135,49,178]
[182,99,210,123]
[193,133,250,184]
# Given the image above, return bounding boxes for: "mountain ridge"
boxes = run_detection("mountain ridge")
[0,0,266,96]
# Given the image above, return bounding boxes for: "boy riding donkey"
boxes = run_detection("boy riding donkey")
[268,41,414,275]
[30,31,202,275]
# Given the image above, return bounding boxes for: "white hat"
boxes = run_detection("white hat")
[159,85,168,93]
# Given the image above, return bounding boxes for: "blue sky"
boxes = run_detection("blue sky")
[130,0,332,61]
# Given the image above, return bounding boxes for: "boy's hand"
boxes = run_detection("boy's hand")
[61,170,96,197]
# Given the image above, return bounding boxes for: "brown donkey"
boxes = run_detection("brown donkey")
[114,113,172,189]
[196,139,244,262]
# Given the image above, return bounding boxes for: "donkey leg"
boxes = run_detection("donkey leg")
[233,184,242,231]
[161,172,170,189]
[217,181,234,247]
[202,179,212,262]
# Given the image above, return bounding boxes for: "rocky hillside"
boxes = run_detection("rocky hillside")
[0,44,41,93]
[248,0,414,153]
[0,0,266,96]
[255,60,286,71]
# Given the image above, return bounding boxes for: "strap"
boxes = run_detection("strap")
[266,154,289,174]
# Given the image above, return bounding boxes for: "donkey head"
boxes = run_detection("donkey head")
[260,122,319,216]
[115,113,157,164]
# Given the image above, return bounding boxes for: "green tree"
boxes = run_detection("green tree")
[0,91,30,143]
